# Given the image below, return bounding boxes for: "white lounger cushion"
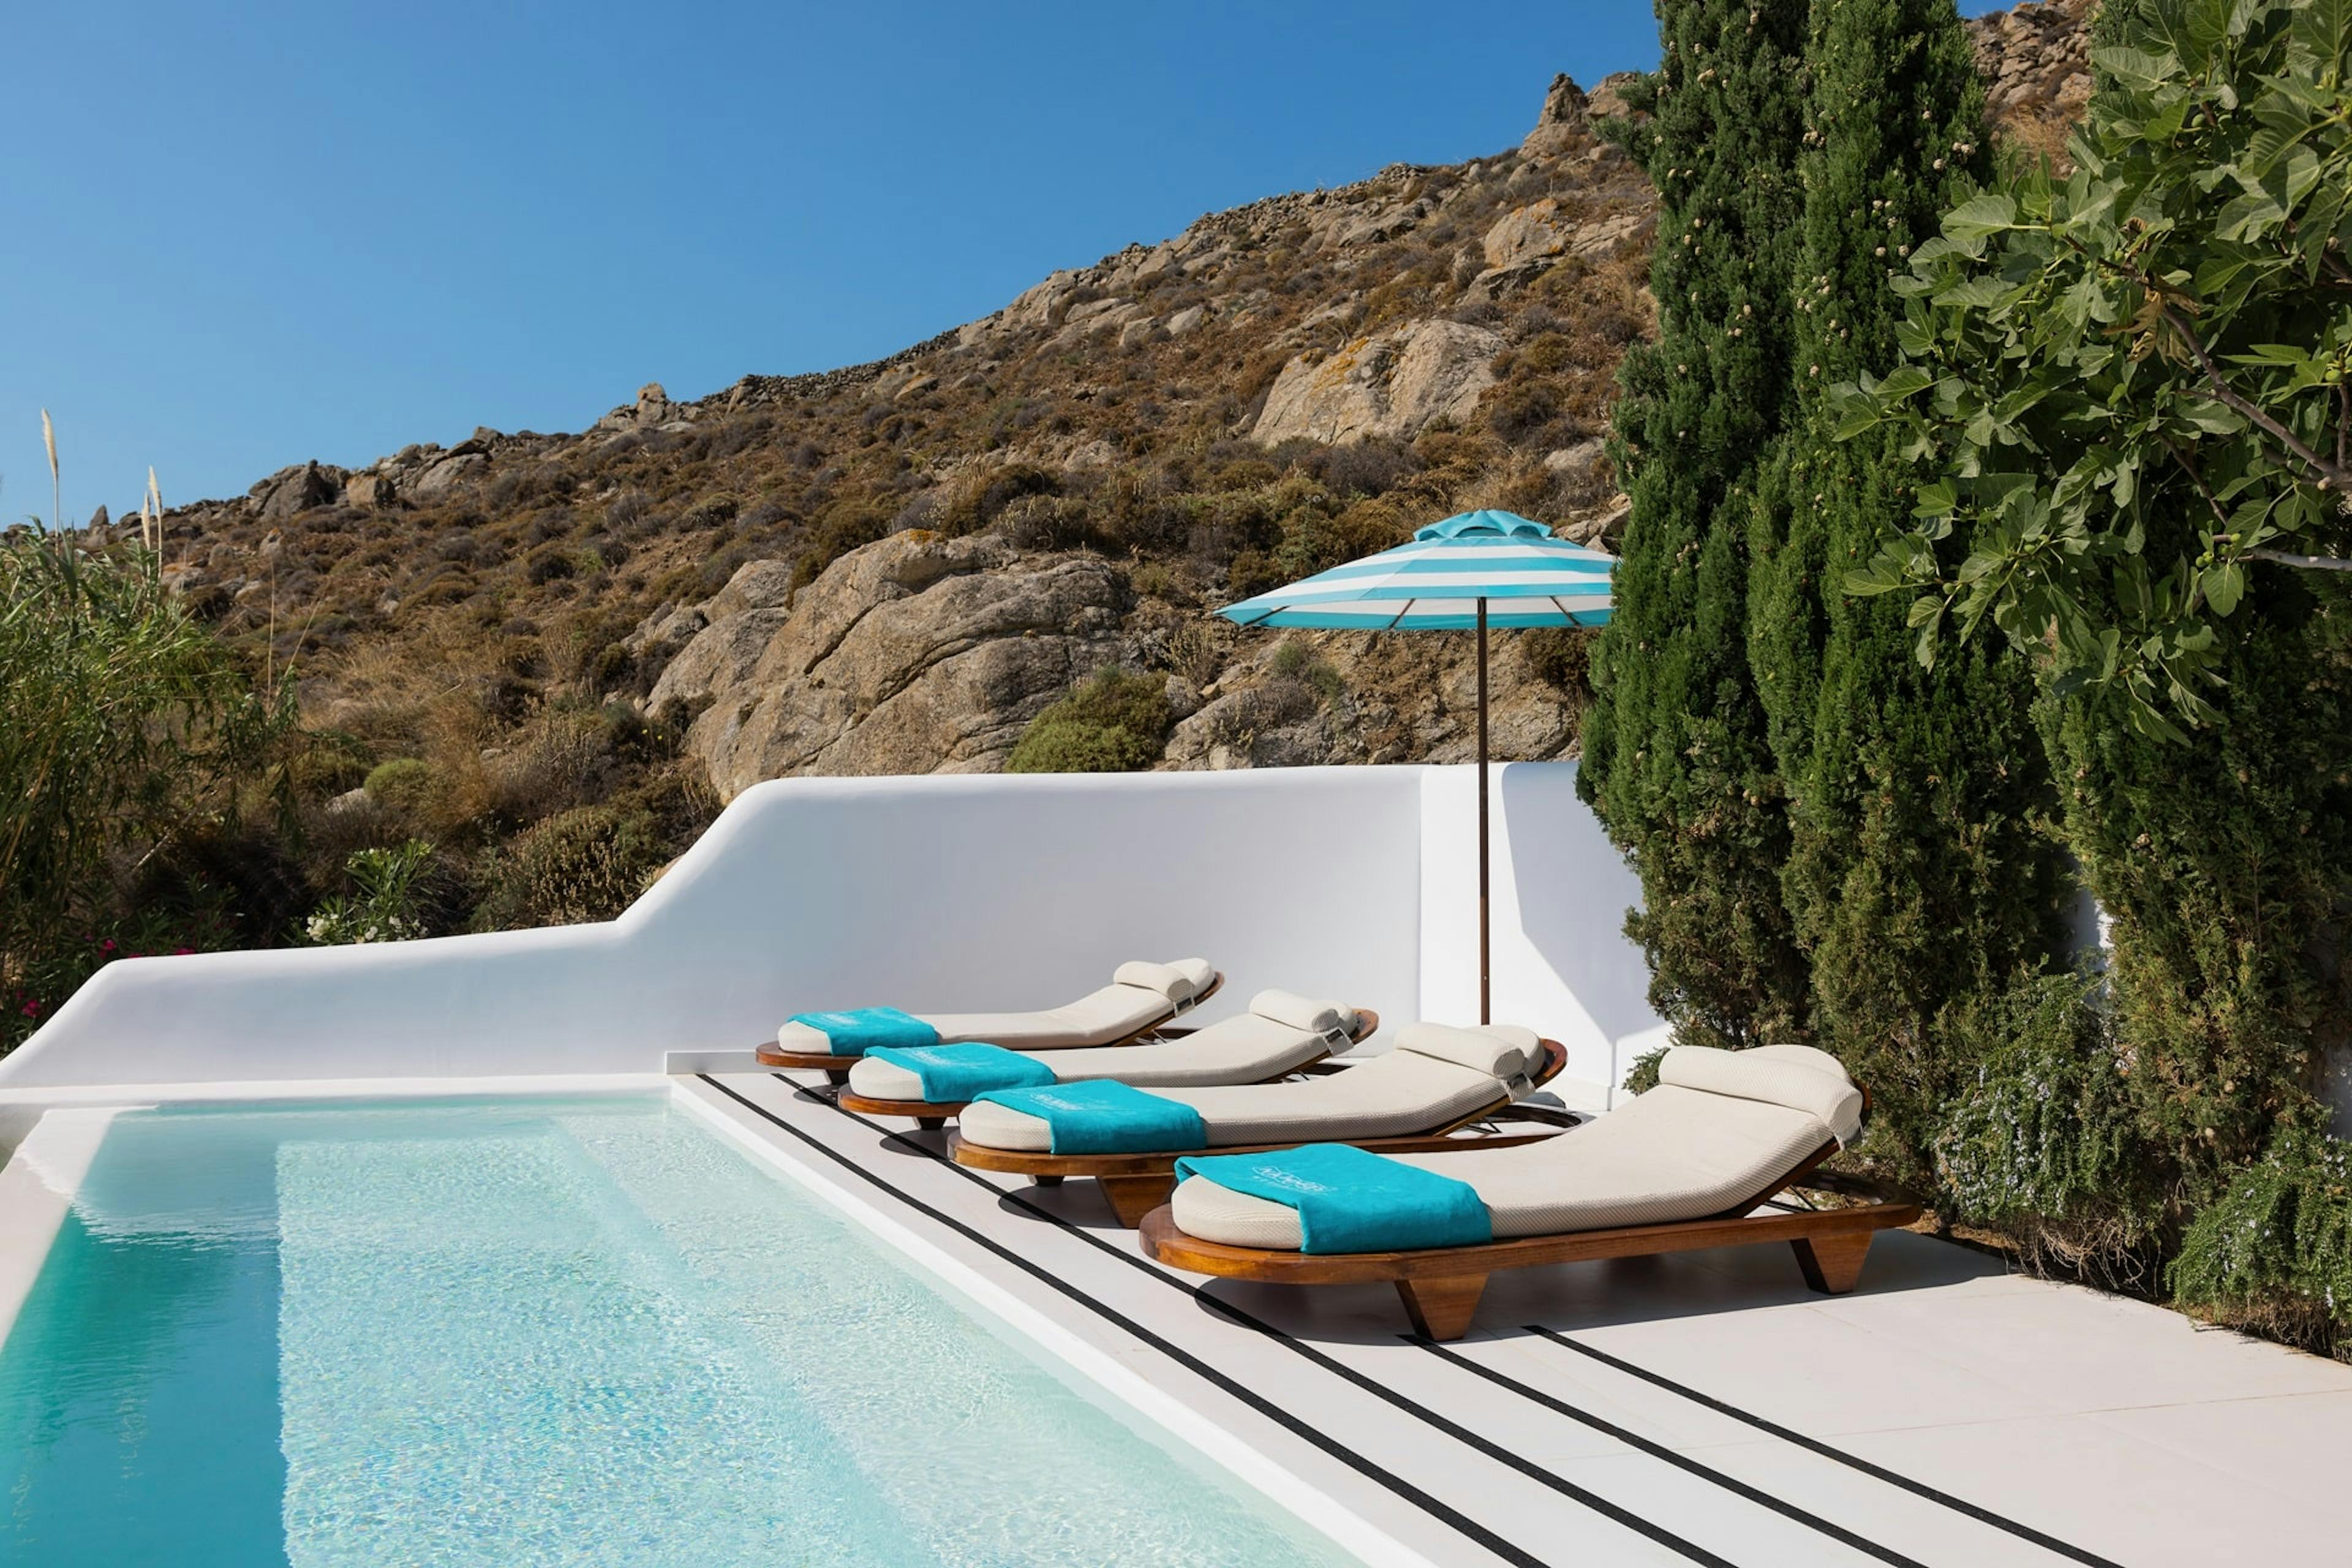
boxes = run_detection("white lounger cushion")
[1248,989,1349,1036]
[1112,959,1213,1004]
[846,993,1357,1100]
[957,1023,1532,1154]
[1392,1021,1538,1079]
[1659,1041,1863,1147]
[778,957,1215,1054]
[1171,1043,1857,1251]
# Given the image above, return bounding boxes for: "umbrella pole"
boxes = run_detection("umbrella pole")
[1477,597,1490,1025]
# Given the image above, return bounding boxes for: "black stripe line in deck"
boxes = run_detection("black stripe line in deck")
[1417,1339,1927,1568]
[1528,1328,2125,1568]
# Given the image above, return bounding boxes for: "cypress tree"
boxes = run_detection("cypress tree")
[1580,0,1815,1050]
[1746,0,2070,1173]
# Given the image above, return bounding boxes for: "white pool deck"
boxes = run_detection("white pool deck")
[677,1066,2352,1568]
[2,765,2348,1566]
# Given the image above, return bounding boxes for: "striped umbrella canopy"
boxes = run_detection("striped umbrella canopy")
[1215,509,1618,1023]
[1217,509,1615,630]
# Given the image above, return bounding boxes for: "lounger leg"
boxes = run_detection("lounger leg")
[1396,1275,1488,1342]
[1098,1175,1177,1227]
[1792,1232,1874,1295]
[823,1067,851,1087]
[1031,1174,1064,1188]
[916,1116,948,1131]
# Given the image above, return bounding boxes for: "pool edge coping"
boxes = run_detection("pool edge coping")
[0,1109,124,1351]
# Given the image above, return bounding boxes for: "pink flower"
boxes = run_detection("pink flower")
[20,1003,37,1018]
[173,947,194,956]
[99,939,116,952]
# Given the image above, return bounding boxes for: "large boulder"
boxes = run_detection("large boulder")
[657,530,1130,796]
[1250,319,1506,447]
[409,453,486,501]
[254,461,345,521]
[1483,198,1571,270]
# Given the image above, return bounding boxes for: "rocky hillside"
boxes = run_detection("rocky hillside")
[121,2,2092,820]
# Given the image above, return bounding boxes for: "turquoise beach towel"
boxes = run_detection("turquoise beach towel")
[866,1042,1055,1101]
[1174,1143,1493,1255]
[972,1080,1207,1155]
[789,1006,940,1057]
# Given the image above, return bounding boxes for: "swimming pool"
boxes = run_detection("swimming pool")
[0,1094,1357,1566]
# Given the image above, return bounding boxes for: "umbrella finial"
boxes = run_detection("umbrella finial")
[1414,509,1555,542]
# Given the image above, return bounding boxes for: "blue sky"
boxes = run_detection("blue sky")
[6,1,2011,518]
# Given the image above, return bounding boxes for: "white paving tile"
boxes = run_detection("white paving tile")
[1838,1410,2336,1567]
[2083,1388,2352,1515]
[1814,1270,2352,1413]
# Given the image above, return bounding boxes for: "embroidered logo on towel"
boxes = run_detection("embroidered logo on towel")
[1246,1164,1337,1196]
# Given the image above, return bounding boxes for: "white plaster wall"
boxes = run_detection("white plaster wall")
[0,763,1666,1093]
[1417,763,1663,1098]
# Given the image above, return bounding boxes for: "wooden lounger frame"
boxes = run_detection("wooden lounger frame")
[837,1009,1382,1129]
[1137,1112,1922,1341]
[948,1039,1573,1226]
[755,971,1226,1081]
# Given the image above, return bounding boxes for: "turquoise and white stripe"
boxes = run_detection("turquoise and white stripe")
[1215,510,1615,630]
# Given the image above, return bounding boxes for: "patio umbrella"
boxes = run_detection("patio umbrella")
[1215,509,1616,1023]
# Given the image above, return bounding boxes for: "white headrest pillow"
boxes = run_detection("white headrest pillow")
[1114,960,1202,1005]
[1394,1022,1539,1080]
[1657,1045,1864,1147]
[1248,989,1354,1036]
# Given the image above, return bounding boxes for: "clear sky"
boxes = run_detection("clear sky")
[4,1,2014,519]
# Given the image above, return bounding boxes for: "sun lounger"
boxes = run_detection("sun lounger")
[836,990,1381,1128]
[1139,1043,1921,1340]
[948,1022,1568,1225]
[758,959,1222,1081]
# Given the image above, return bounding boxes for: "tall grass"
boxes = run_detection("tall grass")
[1,417,291,1044]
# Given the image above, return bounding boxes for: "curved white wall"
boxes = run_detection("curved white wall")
[0,763,1663,1094]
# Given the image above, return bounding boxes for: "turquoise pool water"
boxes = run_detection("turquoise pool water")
[0,1095,1354,1566]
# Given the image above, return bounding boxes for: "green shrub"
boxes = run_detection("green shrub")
[791,501,895,589]
[1226,548,1284,601]
[363,757,440,816]
[938,462,1059,535]
[2172,1126,2352,1359]
[1270,637,1345,703]
[287,729,374,799]
[1932,974,2164,1282]
[1005,669,1172,774]
[471,805,666,930]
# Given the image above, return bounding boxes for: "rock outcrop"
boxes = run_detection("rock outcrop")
[647,530,1130,796]
[1251,320,1507,446]
[1520,74,1591,159]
